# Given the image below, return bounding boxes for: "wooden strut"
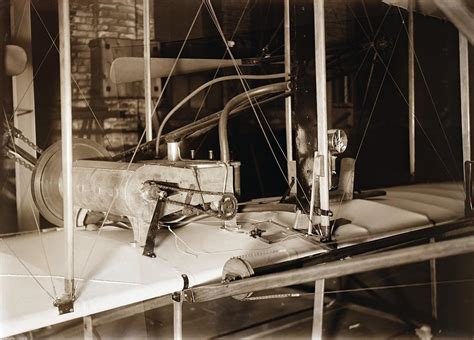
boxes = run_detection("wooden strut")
[58,0,75,312]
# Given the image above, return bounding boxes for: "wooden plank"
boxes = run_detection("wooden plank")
[10,0,38,231]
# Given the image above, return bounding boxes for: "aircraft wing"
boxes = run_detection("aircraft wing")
[0,182,464,337]
[383,0,474,44]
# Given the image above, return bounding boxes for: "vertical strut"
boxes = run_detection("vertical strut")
[460,32,471,176]
[173,295,183,340]
[408,0,416,179]
[284,0,296,193]
[311,279,325,339]
[313,0,330,238]
[143,0,153,142]
[10,0,38,231]
[58,0,75,301]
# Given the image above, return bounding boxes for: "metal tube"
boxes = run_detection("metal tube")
[408,0,416,179]
[219,82,289,162]
[184,235,474,303]
[58,0,74,297]
[284,0,292,162]
[460,32,471,174]
[155,73,286,156]
[311,279,325,340]
[313,0,330,237]
[173,299,183,340]
[143,0,153,142]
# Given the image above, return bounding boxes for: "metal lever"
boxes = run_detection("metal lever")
[143,192,167,258]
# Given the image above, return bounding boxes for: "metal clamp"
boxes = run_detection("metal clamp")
[54,294,75,315]
[316,208,333,217]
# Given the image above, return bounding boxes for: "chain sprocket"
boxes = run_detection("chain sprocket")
[144,180,238,220]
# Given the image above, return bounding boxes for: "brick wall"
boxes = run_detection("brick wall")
[70,0,155,106]
[68,0,155,151]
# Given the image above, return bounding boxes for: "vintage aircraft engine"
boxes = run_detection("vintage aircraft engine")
[32,139,239,247]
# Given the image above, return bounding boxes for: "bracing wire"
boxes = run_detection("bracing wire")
[192,0,252,123]
[4,0,468,304]
[203,0,316,217]
[76,0,207,292]
[155,73,286,155]
[30,2,114,151]
[396,7,463,181]
[331,10,405,232]
[347,4,463,192]
[1,238,56,300]
[332,3,465,232]
[2,105,58,299]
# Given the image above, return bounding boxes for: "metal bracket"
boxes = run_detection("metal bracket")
[314,154,326,178]
[316,207,333,217]
[142,194,167,258]
[172,274,189,302]
[280,176,296,202]
[54,294,75,315]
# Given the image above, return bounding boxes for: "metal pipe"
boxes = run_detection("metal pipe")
[184,235,474,303]
[313,0,330,237]
[219,82,289,162]
[460,32,471,175]
[156,73,286,156]
[143,0,153,142]
[408,0,416,179]
[58,0,74,297]
[114,91,290,161]
[284,0,293,162]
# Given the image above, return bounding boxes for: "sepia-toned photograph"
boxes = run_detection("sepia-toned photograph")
[1,0,473,338]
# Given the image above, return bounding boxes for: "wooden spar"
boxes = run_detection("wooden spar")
[312,279,325,339]
[408,0,415,179]
[313,0,330,237]
[143,0,153,142]
[284,0,296,193]
[10,0,38,231]
[459,33,471,173]
[183,235,474,303]
[58,0,74,297]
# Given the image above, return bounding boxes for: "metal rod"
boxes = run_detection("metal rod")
[173,298,183,340]
[460,32,471,174]
[58,0,74,298]
[408,0,416,179]
[429,238,438,320]
[184,235,474,303]
[284,0,293,162]
[313,0,330,237]
[311,279,325,340]
[143,0,153,142]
